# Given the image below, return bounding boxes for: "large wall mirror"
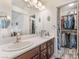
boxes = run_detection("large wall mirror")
[11,10,36,36]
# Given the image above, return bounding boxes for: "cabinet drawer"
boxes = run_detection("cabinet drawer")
[41,49,47,59]
[50,45,54,55]
[48,47,51,58]
[48,45,54,58]
[15,47,39,59]
[41,43,47,51]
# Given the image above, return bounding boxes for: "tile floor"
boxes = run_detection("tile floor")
[61,48,77,59]
[50,48,77,59]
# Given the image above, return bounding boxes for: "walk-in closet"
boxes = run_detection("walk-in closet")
[57,1,78,59]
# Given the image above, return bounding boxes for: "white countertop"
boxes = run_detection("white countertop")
[0,36,54,59]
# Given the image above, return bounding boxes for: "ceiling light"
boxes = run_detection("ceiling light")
[25,0,28,2]
[35,5,39,8]
[41,6,45,9]
[38,6,46,11]
[33,0,37,4]
[38,2,42,7]
[68,3,74,7]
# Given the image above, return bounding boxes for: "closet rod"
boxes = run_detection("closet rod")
[62,13,77,17]
[61,30,77,33]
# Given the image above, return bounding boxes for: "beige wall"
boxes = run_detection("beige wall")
[41,0,76,8]
[0,0,11,16]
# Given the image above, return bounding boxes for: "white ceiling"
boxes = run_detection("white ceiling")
[40,0,76,8]
[0,0,11,16]
[12,0,76,10]
[12,0,76,12]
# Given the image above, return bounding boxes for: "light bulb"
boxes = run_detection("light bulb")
[68,3,74,7]
[41,6,45,9]
[25,0,28,2]
[38,2,42,7]
[7,16,11,20]
[33,0,37,4]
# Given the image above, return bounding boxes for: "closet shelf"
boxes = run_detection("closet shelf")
[61,29,77,32]
[62,13,77,17]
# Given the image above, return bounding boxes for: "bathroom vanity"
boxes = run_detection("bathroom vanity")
[14,38,54,59]
[0,36,54,59]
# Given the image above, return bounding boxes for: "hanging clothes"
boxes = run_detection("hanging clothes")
[57,33,61,50]
[67,33,70,48]
[70,33,77,48]
[64,15,75,29]
[62,32,77,49]
[61,33,66,47]
[61,16,64,29]
[67,16,72,29]
[64,17,68,29]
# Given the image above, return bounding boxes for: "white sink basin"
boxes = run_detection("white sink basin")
[3,41,32,52]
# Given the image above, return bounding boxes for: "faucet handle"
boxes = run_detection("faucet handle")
[17,33,20,36]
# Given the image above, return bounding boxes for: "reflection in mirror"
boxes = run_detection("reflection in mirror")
[11,11,23,36]
[0,16,10,29]
[11,10,36,37]
[30,15,36,34]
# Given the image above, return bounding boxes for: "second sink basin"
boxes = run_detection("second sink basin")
[3,41,33,52]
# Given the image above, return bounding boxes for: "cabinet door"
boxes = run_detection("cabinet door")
[41,43,47,51]
[50,45,54,56]
[41,49,47,59]
[32,55,39,59]
[47,40,52,46]
[15,47,39,59]
[48,47,51,58]
[48,45,54,58]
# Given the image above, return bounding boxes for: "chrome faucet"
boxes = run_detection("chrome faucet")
[15,33,21,43]
[40,30,46,37]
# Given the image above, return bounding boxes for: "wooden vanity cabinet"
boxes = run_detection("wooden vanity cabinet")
[40,43,47,51]
[40,49,47,59]
[15,47,40,59]
[32,55,40,59]
[15,38,54,59]
[40,43,47,59]
[47,38,54,58]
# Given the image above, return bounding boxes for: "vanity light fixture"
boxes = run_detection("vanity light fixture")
[38,2,42,7]
[25,0,28,2]
[32,0,37,4]
[68,3,74,7]
[24,0,46,10]
[39,5,46,10]
[41,5,45,9]
[35,4,39,8]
